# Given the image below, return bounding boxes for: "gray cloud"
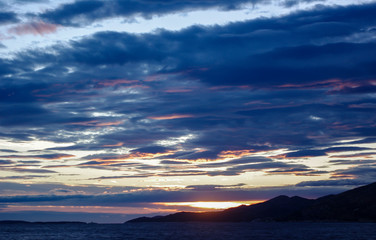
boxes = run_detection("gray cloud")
[39,0,265,27]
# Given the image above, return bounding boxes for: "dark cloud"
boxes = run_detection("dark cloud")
[130,146,171,154]
[0,175,49,180]
[39,0,105,26]
[34,2,376,88]
[23,2,376,97]
[185,184,246,191]
[276,146,374,159]
[0,160,13,165]
[277,149,327,158]
[281,0,325,8]
[0,11,19,25]
[229,162,307,172]
[39,0,264,27]
[0,194,89,203]
[175,150,220,161]
[296,179,373,187]
[160,160,190,165]
[0,149,18,153]
[329,152,376,158]
[5,168,57,174]
[331,165,376,180]
[0,183,354,209]
[329,159,376,165]
[1,153,75,160]
[268,169,328,176]
[324,146,373,153]
[200,157,272,168]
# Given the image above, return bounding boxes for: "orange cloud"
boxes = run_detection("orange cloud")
[127,150,175,159]
[148,114,194,120]
[218,150,253,158]
[102,142,124,147]
[8,21,59,36]
[95,121,124,127]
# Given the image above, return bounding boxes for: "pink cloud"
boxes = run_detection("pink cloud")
[148,114,194,120]
[278,79,341,89]
[8,21,59,36]
[102,142,124,147]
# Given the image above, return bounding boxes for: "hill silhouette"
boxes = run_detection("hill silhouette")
[128,182,376,223]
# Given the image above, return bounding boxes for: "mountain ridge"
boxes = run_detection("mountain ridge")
[127,182,376,223]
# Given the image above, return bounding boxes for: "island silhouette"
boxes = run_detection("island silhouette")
[128,182,376,223]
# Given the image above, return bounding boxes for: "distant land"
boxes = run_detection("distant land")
[128,182,376,223]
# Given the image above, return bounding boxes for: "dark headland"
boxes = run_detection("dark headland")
[127,182,376,223]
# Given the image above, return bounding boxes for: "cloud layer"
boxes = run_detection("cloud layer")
[0,0,375,222]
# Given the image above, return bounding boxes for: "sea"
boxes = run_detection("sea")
[0,222,375,240]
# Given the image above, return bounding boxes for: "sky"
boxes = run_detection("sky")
[0,0,376,223]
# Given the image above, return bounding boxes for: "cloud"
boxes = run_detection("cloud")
[0,160,13,165]
[4,168,57,174]
[274,146,374,159]
[1,154,75,160]
[0,2,375,190]
[28,3,376,92]
[39,0,105,27]
[160,160,190,165]
[329,152,376,158]
[8,21,59,36]
[175,150,221,161]
[329,159,376,165]
[0,175,49,180]
[296,179,373,187]
[274,149,327,159]
[0,149,19,153]
[331,165,376,180]
[185,184,246,191]
[281,0,325,8]
[200,157,272,168]
[130,146,172,154]
[39,0,264,27]
[148,114,194,120]
[0,11,19,25]
[0,183,354,210]
[10,0,49,4]
[0,179,365,222]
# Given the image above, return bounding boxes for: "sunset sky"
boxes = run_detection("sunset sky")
[0,0,376,223]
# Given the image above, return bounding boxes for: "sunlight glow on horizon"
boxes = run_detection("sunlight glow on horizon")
[157,201,264,210]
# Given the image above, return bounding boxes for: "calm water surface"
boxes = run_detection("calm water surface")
[0,222,375,240]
